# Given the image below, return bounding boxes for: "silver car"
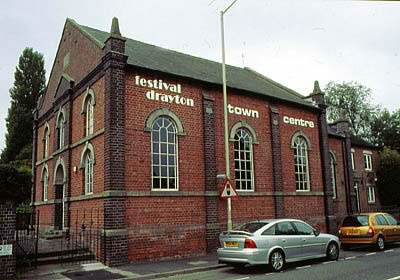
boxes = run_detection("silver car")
[217,218,340,271]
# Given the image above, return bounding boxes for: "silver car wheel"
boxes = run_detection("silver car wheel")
[270,251,284,272]
[377,236,385,251]
[327,242,339,260]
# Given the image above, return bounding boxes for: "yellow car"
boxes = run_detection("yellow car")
[339,212,400,251]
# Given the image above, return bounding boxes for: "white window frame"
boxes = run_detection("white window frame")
[233,128,254,191]
[363,151,373,171]
[351,149,355,170]
[329,153,337,199]
[84,152,93,195]
[293,136,310,192]
[58,114,65,149]
[151,116,179,191]
[86,98,94,136]
[43,169,48,201]
[367,185,376,203]
[43,126,50,158]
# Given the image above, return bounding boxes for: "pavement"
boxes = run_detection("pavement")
[19,253,226,280]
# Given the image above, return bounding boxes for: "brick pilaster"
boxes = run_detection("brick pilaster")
[0,201,16,279]
[202,92,219,252]
[310,81,337,234]
[270,106,285,218]
[102,17,128,266]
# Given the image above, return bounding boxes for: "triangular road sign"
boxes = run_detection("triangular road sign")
[220,179,239,199]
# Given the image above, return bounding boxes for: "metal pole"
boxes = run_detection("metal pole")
[220,0,238,232]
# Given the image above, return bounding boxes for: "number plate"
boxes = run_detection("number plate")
[225,241,238,248]
[348,229,360,235]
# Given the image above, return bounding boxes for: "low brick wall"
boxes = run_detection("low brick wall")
[0,201,16,279]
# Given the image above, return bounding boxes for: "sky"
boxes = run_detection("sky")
[1,0,399,151]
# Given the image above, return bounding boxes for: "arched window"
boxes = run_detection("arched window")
[80,142,95,195]
[86,98,94,136]
[329,152,337,199]
[56,112,65,150]
[81,88,95,137]
[293,136,310,191]
[43,124,50,158]
[233,128,254,191]
[41,166,49,201]
[151,116,178,190]
[84,151,93,194]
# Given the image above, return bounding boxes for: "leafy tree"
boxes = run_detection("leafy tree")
[1,48,46,164]
[0,164,31,203]
[376,147,400,206]
[371,109,400,151]
[324,81,378,140]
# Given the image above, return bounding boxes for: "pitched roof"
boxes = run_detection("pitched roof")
[69,19,315,108]
[351,135,379,149]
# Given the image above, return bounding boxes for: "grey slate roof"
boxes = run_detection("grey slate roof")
[72,19,315,108]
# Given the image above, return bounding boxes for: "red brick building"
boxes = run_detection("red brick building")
[32,18,380,265]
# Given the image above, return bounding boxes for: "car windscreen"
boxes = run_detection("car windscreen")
[342,215,369,227]
[235,222,268,233]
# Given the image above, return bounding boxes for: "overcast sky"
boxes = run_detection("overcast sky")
[1,0,399,151]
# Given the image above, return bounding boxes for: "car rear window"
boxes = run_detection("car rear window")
[235,222,268,233]
[342,215,369,227]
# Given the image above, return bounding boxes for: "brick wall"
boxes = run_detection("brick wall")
[0,201,16,279]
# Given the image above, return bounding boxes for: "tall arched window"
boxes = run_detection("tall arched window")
[81,88,95,137]
[329,153,337,199]
[86,98,94,136]
[42,167,49,201]
[293,136,310,191]
[84,151,93,194]
[43,125,50,158]
[56,113,65,150]
[233,128,254,191]
[151,116,178,190]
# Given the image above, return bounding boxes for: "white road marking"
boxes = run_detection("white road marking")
[296,265,311,269]
[385,276,400,280]
[384,249,394,253]
[323,261,336,264]
[234,277,250,280]
[366,252,376,256]
[345,256,356,260]
[265,273,275,276]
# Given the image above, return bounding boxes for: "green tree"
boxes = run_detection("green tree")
[371,108,400,151]
[376,147,400,206]
[324,81,378,140]
[1,48,46,163]
[0,164,31,203]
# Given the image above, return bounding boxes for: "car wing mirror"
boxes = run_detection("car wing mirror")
[313,230,320,236]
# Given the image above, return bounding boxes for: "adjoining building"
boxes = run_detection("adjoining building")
[32,18,380,265]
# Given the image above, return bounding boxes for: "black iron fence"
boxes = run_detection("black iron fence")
[15,211,39,273]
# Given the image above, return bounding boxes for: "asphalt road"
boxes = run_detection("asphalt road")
[159,243,400,280]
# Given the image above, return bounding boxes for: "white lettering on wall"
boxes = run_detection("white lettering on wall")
[136,75,194,107]
[135,75,182,94]
[228,104,259,118]
[283,116,314,128]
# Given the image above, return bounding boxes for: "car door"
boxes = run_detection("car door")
[375,214,391,241]
[275,221,303,260]
[384,214,400,242]
[292,221,325,257]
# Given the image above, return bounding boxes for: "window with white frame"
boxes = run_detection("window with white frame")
[86,97,94,136]
[329,153,337,199]
[367,185,376,203]
[293,136,310,191]
[234,128,254,191]
[57,113,65,150]
[151,116,178,190]
[43,168,48,201]
[364,152,372,171]
[43,126,50,158]
[84,151,93,194]
[351,149,355,170]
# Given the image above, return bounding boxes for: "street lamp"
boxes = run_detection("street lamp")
[220,0,238,232]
